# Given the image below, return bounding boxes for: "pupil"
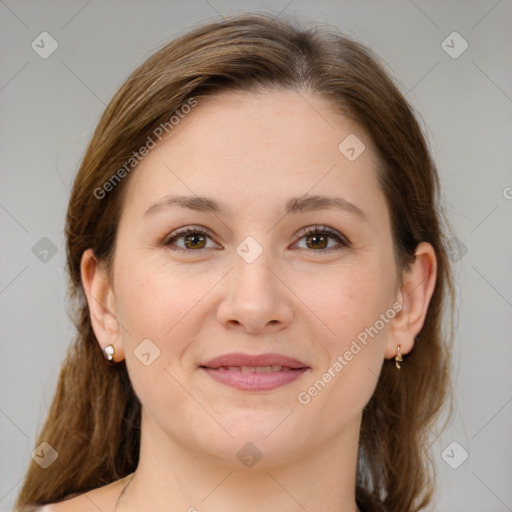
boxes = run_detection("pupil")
[186,234,205,248]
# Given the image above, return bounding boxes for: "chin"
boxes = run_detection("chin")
[204,435,306,470]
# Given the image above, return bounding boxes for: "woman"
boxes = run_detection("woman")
[16,13,454,512]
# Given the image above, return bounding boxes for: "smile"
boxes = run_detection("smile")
[200,352,310,391]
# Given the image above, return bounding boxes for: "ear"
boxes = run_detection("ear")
[385,242,437,359]
[80,248,125,362]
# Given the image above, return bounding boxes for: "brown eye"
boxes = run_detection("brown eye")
[294,226,350,251]
[305,234,329,249]
[164,227,218,252]
[184,233,207,249]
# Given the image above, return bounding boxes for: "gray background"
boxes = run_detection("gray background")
[1,1,511,510]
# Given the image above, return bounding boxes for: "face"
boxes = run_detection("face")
[105,89,402,465]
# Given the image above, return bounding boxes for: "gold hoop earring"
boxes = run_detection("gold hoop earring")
[395,345,402,370]
[103,344,115,362]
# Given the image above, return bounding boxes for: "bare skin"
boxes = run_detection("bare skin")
[44,89,436,511]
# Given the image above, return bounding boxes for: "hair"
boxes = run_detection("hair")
[16,13,454,512]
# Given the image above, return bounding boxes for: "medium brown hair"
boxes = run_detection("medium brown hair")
[16,13,454,512]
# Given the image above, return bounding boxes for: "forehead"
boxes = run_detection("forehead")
[121,89,385,222]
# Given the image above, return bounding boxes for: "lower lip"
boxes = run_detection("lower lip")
[201,367,309,391]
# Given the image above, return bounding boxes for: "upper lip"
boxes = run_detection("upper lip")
[201,352,309,369]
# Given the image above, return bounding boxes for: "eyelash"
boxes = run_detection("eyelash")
[162,225,351,253]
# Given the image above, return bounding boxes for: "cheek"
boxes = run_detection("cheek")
[115,260,207,430]
[304,261,396,417]
[293,259,395,346]
[293,259,394,403]
[295,271,390,434]
[114,256,217,345]
[113,257,227,401]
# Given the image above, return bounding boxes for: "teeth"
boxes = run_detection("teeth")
[255,366,272,373]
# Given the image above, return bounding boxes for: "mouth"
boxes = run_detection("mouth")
[200,353,310,391]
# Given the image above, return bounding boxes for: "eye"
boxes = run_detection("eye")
[163,226,219,251]
[293,225,350,251]
[162,225,350,253]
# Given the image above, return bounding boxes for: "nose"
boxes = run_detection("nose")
[216,253,294,334]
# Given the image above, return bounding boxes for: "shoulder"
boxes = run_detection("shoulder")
[36,476,129,512]
[36,493,104,512]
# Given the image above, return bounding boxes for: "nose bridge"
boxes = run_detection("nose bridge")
[231,241,279,301]
[216,238,293,331]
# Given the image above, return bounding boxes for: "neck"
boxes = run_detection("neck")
[120,410,362,512]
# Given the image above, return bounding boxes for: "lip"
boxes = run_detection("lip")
[200,352,310,392]
[202,352,309,369]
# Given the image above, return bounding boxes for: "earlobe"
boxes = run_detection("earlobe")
[80,248,125,362]
[386,242,437,359]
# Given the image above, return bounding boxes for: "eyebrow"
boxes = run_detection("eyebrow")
[143,194,367,220]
